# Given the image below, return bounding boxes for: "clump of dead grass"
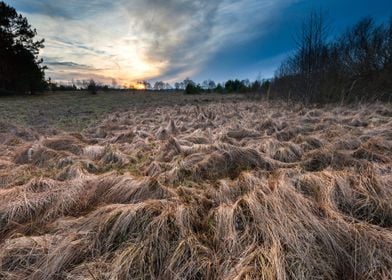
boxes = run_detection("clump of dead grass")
[1,100,392,279]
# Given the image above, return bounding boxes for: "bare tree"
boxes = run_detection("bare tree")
[201,79,216,91]
[111,79,117,88]
[274,10,330,102]
[183,78,195,88]
[202,80,209,90]
[153,81,165,91]
[296,11,329,101]
[274,13,392,103]
[144,81,152,90]
[208,80,216,90]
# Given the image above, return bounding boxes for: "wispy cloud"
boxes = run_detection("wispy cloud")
[9,0,297,84]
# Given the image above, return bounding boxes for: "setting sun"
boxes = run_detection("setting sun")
[101,42,167,85]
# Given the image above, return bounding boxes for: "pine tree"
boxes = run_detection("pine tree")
[0,1,46,94]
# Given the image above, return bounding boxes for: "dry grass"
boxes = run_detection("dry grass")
[0,96,392,279]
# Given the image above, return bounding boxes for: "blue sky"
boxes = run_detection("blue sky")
[6,0,392,86]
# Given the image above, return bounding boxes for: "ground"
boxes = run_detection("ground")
[0,91,243,132]
[0,92,391,279]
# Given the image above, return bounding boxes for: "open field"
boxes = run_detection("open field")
[0,91,244,132]
[0,93,392,279]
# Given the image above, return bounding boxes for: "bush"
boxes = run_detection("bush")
[215,84,224,94]
[87,80,97,95]
[225,79,249,93]
[185,83,201,94]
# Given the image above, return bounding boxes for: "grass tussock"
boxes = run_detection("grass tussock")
[0,99,391,279]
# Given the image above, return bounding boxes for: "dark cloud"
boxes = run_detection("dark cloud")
[45,61,94,70]
[9,0,116,19]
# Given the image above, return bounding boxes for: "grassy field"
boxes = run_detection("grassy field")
[0,93,392,279]
[0,91,244,132]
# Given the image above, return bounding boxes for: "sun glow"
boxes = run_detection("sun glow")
[129,82,147,90]
[31,13,169,85]
[97,41,167,86]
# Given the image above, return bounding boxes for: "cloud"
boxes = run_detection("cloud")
[8,0,297,84]
[9,0,117,19]
[45,60,96,70]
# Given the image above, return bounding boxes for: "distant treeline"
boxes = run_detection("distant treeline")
[272,12,392,103]
[181,78,271,95]
[48,78,272,96]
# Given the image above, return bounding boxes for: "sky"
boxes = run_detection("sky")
[6,0,392,87]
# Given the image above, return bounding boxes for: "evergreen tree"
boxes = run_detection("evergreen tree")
[0,1,46,94]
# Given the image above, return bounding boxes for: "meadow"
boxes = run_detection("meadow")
[0,92,391,279]
[0,91,240,132]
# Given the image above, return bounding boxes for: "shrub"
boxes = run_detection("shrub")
[87,79,97,95]
[185,83,201,94]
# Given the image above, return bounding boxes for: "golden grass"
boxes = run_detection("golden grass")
[0,98,392,279]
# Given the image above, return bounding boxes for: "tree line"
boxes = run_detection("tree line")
[273,12,392,103]
[46,77,272,96]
